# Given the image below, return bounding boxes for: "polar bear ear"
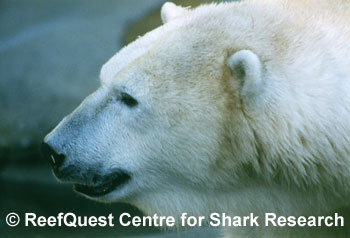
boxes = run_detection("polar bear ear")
[227,50,263,103]
[161,2,187,24]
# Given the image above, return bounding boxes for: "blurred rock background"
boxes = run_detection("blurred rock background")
[0,0,220,237]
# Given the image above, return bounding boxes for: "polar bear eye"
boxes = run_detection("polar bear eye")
[120,92,138,107]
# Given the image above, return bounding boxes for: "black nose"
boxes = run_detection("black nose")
[40,142,65,168]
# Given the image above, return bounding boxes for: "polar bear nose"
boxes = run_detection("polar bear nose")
[41,142,65,168]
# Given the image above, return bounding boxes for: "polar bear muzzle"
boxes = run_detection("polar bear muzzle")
[41,141,66,171]
[41,136,131,198]
[73,170,131,197]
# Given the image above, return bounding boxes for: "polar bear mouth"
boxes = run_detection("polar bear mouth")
[73,171,131,197]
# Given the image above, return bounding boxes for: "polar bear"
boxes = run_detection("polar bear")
[42,0,350,237]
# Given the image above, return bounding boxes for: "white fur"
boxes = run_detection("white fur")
[160,2,188,24]
[227,50,263,105]
[45,0,350,237]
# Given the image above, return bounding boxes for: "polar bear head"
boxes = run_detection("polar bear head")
[42,1,349,219]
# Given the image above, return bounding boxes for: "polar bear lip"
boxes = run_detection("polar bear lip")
[73,171,131,197]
